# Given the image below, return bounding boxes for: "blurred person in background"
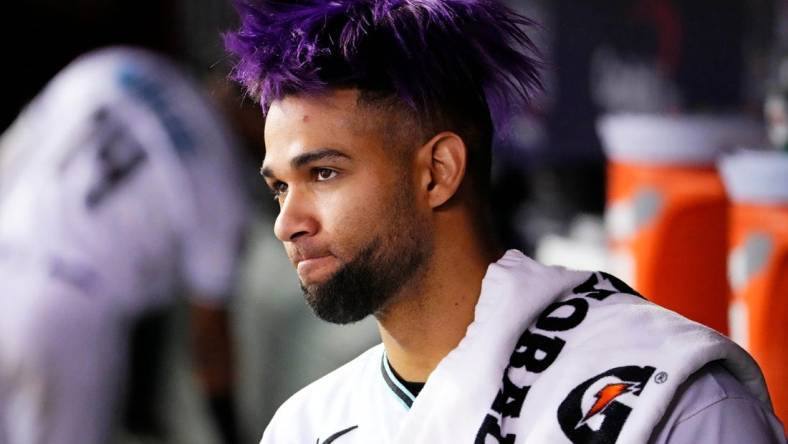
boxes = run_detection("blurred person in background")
[225,0,786,442]
[0,47,248,444]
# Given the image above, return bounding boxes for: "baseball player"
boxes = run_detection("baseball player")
[225,0,786,442]
[0,47,248,444]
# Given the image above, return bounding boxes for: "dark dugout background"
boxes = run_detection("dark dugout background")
[0,0,781,441]
[0,0,777,231]
[0,0,237,130]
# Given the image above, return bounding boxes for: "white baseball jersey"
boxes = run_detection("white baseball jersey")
[0,47,248,315]
[0,47,251,444]
[260,251,784,444]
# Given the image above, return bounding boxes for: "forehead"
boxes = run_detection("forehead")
[265,89,361,133]
[262,90,404,175]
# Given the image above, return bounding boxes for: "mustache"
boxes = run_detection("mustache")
[287,243,333,264]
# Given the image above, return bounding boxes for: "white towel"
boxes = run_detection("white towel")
[397,250,771,443]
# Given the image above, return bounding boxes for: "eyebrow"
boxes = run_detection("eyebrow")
[260,148,352,178]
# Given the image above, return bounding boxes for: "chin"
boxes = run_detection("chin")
[300,278,327,294]
[298,216,432,324]
[297,261,340,286]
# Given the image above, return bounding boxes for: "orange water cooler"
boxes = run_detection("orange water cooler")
[598,114,764,334]
[720,150,788,425]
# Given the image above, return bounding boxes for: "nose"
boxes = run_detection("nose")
[273,188,319,242]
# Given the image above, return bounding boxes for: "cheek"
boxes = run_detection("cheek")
[319,174,401,251]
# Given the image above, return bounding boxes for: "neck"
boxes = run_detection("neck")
[375,209,501,382]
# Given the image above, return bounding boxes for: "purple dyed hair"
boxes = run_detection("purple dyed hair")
[224,0,543,128]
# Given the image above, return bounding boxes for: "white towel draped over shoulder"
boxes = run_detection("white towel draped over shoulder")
[398,250,772,444]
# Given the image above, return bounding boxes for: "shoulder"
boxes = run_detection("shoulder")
[260,344,383,443]
[550,269,713,347]
[281,343,382,410]
[649,362,786,444]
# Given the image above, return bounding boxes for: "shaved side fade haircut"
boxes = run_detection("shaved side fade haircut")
[225,0,543,196]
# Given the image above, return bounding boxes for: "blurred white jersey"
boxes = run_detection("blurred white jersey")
[0,48,249,315]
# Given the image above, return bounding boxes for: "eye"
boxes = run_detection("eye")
[270,181,288,200]
[314,168,338,181]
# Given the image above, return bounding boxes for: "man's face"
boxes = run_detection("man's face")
[262,90,432,324]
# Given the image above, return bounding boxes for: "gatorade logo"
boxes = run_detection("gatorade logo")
[557,365,656,444]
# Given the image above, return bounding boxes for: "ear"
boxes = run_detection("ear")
[415,132,467,208]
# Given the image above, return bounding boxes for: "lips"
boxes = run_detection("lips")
[290,247,330,266]
[290,247,337,281]
[296,255,338,283]
[297,254,333,272]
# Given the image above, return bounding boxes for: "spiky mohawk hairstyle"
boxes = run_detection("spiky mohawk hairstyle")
[226,0,542,196]
[225,0,542,124]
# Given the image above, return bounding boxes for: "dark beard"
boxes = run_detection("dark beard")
[300,224,430,324]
